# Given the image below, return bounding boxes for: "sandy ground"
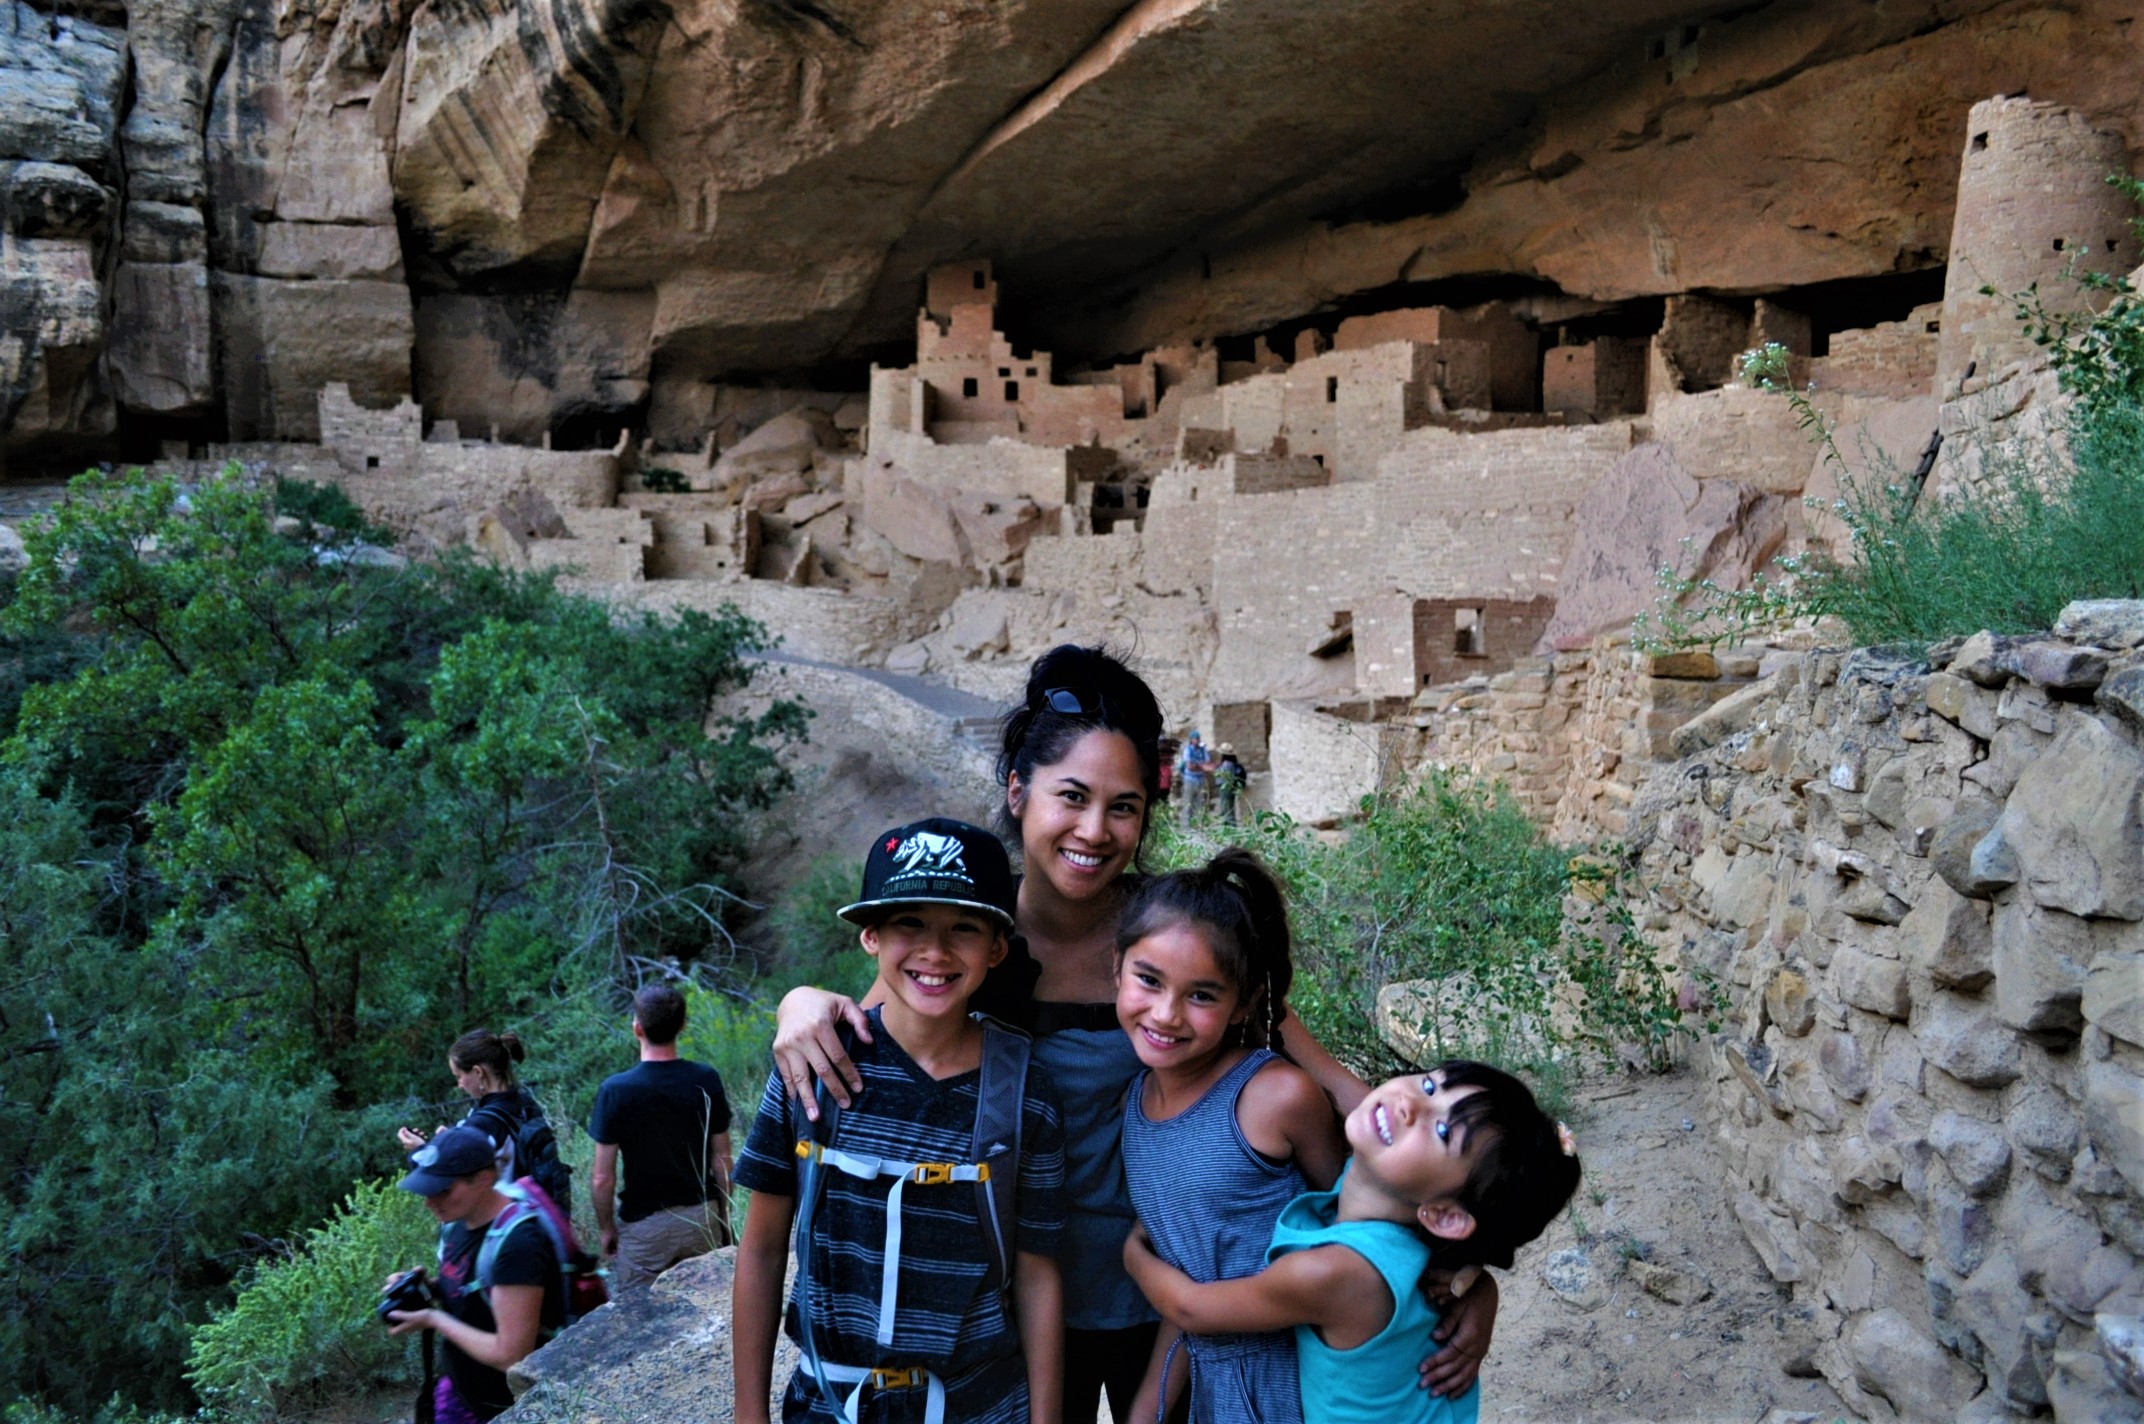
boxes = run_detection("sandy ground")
[1466,1069,1858,1424]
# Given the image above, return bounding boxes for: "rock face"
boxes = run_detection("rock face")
[5,0,2144,464]
[1628,631,2144,1423]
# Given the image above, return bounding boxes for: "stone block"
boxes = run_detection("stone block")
[2100,1314,2144,1400]
[1644,650,1719,679]
[1929,1111,2012,1196]
[1930,803,2009,901]
[1997,714,2144,921]
[1765,965,1817,1036]
[1818,1028,1873,1102]
[2083,1055,2144,1192]
[1954,1248,2051,1409]
[1899,880,1994,991]
[2055,599,2144,651]
[1918,993,2022,1088]
[1950,630,2016,686]
[1848,1308,1982,1420]
[2009,1081,2081,1179]
[1836,947,1911,1021]
[2104,664,2144,732]
[2000,639,2111,691]
[2048,1347,2144,1424]
[1629,1259,1713,1305]
[1733,1190,1804,1282]
[2085,948,2144,1050]
[1830,1133,1901,1203]
[1994,899,2098,1036]
[1926,671,1999,739]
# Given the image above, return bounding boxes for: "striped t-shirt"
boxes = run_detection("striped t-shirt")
[735,1012,1067,1423]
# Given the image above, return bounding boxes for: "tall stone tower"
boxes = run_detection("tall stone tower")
[1934,97,2137,396]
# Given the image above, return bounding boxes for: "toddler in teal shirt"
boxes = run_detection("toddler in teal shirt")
[1125,1060,1580,1423]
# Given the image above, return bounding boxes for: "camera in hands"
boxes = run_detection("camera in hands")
[376,1268,442,1326]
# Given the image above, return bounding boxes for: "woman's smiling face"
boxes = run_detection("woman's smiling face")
[1008,728,1148,904]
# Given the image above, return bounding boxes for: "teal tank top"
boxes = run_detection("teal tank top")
[1265,1178,1481,1424]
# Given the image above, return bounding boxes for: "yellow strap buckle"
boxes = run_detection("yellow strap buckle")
[910,1163,957,1186]
[795,1140,818,1161]
[871,1367,926,1390]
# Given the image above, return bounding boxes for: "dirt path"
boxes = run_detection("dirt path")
[1473,1069,1858,1424]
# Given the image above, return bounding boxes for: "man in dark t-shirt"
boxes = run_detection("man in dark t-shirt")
[387,1125,566,1422]
[589,983,734,1290]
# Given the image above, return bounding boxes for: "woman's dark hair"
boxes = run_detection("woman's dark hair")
[996,643,1166,846]
[1115,848,1295,1052]
[1427,1059,1583,1270]
[448,1028,525,1085]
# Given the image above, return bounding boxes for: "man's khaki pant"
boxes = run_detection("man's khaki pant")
[613,1199,730,1290]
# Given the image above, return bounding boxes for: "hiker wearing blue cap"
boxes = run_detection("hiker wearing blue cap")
[387,1125,566,1423]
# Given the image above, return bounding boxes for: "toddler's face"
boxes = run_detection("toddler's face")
[1345,1070,1488,1221]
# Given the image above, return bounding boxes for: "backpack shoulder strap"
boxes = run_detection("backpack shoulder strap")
[788,1036,850,1423]
[971,1015,1031,1295]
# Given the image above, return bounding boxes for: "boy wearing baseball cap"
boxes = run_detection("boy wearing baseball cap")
[733,818,1067,1424]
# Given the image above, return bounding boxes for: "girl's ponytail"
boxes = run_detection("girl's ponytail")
[1118,847,1298,1053]
[448,1027,524,1086]
[1209,848,1294,1053]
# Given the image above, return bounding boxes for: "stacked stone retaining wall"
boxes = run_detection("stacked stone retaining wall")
[1624,609,2144,1423]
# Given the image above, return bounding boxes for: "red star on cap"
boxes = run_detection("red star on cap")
[885,837,901,852]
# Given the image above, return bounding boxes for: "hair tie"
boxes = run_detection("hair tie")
[1556,1122,1578,1157]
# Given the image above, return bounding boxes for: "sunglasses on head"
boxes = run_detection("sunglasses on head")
[1039,686,1095,716]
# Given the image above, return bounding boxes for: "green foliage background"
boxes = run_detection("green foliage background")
[1157,777,1682,1105]
[0,469,807,1417]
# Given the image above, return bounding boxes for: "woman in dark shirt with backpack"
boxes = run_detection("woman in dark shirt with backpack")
[399,1028,572,1212]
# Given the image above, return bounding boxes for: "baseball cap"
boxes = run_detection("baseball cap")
[838,818,1017,930]
[398,1125,497,1194]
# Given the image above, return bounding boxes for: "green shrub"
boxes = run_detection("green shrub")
[0,466,808,1412]
[678,985,779,1145]
[1154,775,1680,1087]
[185,1180,437,1422]
[759,856,875,1003]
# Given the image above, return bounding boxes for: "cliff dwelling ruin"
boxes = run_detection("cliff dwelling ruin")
[6,0,2144,1419]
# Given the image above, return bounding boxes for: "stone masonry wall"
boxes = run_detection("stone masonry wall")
[1421,637,1755,841]
[1624,608,2144,1424]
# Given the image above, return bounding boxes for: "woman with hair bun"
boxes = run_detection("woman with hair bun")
[772,644,1498,1422]
[399,1028,570,1211]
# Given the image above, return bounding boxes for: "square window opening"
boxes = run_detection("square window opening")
[962,377,979,398]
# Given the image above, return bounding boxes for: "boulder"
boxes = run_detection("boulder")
[2056,599,2144,651]
[1917,993,2020,1088]
[2085,949,2144,1050]
[1898,880,1994,992]
[1929,803,2012,902]
[1992,899,2097,1036]
[106,262,214,414]
[713,409,840,483]
[1539,1246,1612,1311]
[2047,1347,2144,1424]
[1928,1111,2012,1197]
[2083,1055,2144,1192]
[1996,714,2144,921]
[2101,1314,2144,1401]
[1541,442,1786,649]
[1847,1308,1983,1420]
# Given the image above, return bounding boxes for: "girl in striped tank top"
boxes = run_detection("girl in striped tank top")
[1112,850,1345,1424]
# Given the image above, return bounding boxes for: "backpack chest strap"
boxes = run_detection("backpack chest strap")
[809,1361,946,1424]
[795,1141,989,1347]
